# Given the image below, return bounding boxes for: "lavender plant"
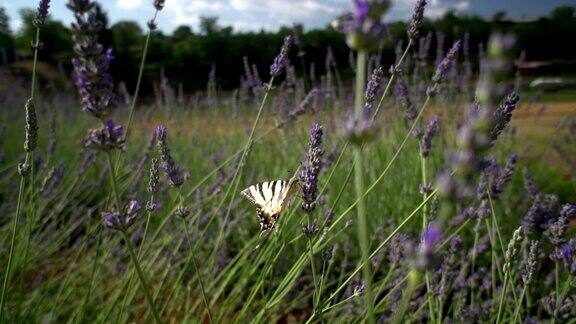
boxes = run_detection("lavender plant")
[0,0,50,319]
[0,1,575,323]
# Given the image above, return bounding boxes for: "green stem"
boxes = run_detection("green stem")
[555,275,574,322]
[105,151,122,211]
[353,50,374,324]
[139,195,154,257]
[30,28,40,100]
[0,172,27,321]
[305,214,319,319]
[554,262,561,319]
[496,273,509,324]
[3,26,42,320]
[78,225,103,323]
[470,216,481,308]
[512,285,527,323]
[420,154,435,322]
[116,194,155,323]
[180,194,213,323]
[392,270,419,324]
[123,11,157,140]
[121,230,161,324]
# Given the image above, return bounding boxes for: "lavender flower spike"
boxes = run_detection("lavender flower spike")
[34,0,51,27]
[84,119,125,151]
[417,223,442,269]
[270,35,293,78]
[68,0,116,119]
[364,66,384,113]
[24,99,38,153]
[427,40,461,96]
[153,0,165,11]
[490,92,520,142]
[420,115,439,157]
[155,126,185,187]
[344,0,391,51]
[421,223,441,255]
[491,153,518,198]
[300,123,324,212]
[103,200,141,231]
[395,77,417,122]
[407,0,427,41]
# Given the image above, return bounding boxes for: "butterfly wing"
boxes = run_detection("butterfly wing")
[241,179,296,232]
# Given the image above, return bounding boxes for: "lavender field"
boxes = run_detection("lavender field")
[0,0,575,323]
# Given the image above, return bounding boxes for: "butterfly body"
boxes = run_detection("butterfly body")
[241,173,299,233]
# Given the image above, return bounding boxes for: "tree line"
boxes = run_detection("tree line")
[0,5,575,93]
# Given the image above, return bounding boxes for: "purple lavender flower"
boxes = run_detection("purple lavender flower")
[523,168,540,197]
[388,233,409,265]
[68,0,115,119]
[270,35,292,78]
[418,223,442,269]
[103,200,141,231]
[344,0,391,51]
[341,109,377,146]
[522,193,560,235]
[449,206,477,226]
[84,119,125,151]
[547,204,575,254]
[153,0,165,11]
[407,0,427,41]
[34,0,51,27]
[147,19,158,31]
[420,115,439,157]
[302,220,320,238]
[364,66,384,113]
[300,123,323,212]
[490,92,520,142]
[288,89,318,120]
[560,204,576,219]
[561,240,576,275]
[491,153,517,198]
[395,77,417,122]
[155,126,185,187]
[427,40,461,96]
[421,223,441,255]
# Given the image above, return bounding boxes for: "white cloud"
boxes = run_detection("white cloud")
[161,0,471,32]
[165,0,347,31]
[426,0,470,18]
[117,0,144,10]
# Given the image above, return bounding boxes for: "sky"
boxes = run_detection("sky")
[2,0,575,34]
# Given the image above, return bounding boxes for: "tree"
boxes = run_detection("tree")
[15,9,71,63]
[173,26,193,41]
[0,7,14,60]
[110,21,144,86]
[199,16,220,35]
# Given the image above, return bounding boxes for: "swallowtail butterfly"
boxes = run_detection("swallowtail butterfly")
[240,171,299,233]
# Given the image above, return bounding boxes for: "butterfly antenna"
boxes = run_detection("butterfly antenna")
[289,164,302,184]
